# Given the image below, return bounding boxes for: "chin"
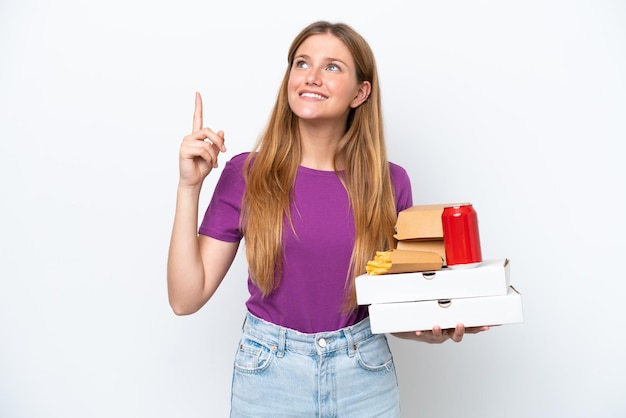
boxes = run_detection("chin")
[293,108,320,120]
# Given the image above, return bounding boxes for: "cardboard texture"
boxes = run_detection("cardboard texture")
[396,239,446,265]
[386,249,443,274]
[356,259,510,305]
[394,203,469,240]
[368,286,524,333]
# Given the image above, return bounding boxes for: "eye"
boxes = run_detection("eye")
[294,59,309,69]
[327,63,340,72]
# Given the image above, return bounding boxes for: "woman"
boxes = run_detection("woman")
[168,20,487,417]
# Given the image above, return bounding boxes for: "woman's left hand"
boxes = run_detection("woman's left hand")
[392,324,490,344]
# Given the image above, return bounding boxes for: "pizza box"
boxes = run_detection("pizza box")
[356,259,510,305]
[368,285,523,334]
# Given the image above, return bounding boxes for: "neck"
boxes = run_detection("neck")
[298,120,346,171]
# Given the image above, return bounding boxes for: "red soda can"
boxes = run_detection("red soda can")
[442,204,483,269]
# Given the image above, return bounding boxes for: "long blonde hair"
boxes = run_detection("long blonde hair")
[241,21,397,310]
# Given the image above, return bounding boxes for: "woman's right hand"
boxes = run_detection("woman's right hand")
[178,92,227,188]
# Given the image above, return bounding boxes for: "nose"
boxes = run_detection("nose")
[305,68,321,86]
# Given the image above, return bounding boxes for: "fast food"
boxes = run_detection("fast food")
[365,249,443,275]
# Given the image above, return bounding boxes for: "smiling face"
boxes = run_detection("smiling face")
[287,33,371,128]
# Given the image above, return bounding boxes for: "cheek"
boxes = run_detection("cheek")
[331,82,359,105]
[286,85,298,109]
[287,71,303,89]
[287,73,302,96]
[286,79,298,109]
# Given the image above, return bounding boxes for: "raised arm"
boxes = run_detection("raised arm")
[167,92,238,315]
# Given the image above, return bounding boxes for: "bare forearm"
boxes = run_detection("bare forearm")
[167,185,206,314]
[168,91,231,314]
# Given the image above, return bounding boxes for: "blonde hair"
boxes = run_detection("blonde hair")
[241,21,397,311]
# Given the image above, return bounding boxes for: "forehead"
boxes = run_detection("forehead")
[295,33,353,61]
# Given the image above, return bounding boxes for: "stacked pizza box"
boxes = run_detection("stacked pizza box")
[356,204,524,334]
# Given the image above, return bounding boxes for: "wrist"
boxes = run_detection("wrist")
[177,182,203,195]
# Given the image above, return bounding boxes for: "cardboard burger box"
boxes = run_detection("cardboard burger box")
[356,259,510,305]
[396,239,446,264]
[394,203,470,266]
[367,286,524,334]
[394,203,468,240]
[367,249,444,275]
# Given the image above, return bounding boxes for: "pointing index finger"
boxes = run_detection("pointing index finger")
[193,92,203,132]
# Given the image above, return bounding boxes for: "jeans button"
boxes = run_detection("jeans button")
[318,338,327,348]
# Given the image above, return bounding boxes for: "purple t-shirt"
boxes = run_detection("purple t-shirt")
[199,152,413,333]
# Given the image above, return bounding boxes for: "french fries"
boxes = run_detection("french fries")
[366,251,394,275]
[365,249,443,275]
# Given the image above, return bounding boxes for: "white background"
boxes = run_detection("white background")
[1,1,624,417]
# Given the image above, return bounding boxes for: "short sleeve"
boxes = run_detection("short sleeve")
[389,162,413,213]
[197,152,249,242]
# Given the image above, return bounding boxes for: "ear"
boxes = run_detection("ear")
[350,81,371,108]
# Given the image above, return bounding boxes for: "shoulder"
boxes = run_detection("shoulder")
[388,161,410,182]
[211,152,252,191]
[220,152,251,177]
[388,161,413,211]
[225,151,251,168]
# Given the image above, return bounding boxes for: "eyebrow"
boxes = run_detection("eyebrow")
[294,54,349,67]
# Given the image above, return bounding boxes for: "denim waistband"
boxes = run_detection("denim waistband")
[241,311,375,358]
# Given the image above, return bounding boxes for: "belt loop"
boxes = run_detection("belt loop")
[277,327,286,358]
[344,326,356,358]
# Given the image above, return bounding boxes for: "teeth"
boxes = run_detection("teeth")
[301,92,326,100]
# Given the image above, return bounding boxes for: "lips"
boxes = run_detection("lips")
[300,91,328,100]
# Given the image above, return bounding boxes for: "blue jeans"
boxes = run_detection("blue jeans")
[230,312,400,417]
